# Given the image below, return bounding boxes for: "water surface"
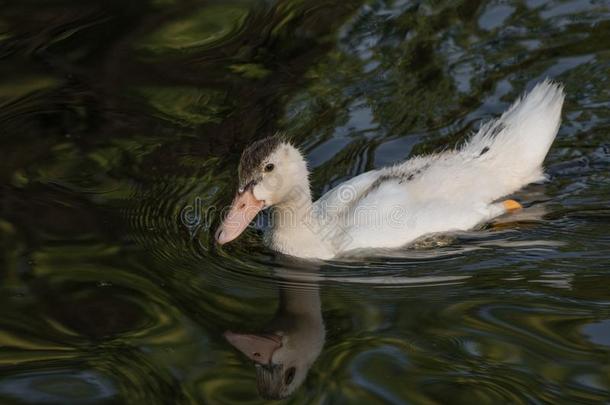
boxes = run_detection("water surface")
[1,0,610,403]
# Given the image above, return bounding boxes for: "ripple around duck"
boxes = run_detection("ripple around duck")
[127,181,198,260]
[197,211,605,294]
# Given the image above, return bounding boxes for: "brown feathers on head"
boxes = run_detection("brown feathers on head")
[238,134,291,188]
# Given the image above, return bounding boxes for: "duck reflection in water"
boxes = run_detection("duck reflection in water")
[224,275,325,399]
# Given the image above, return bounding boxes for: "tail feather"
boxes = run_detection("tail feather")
[464,79,565,190]
[384,80,564,207]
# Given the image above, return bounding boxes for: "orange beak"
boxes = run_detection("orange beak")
[224,331,282,365]
[215,188,264,245]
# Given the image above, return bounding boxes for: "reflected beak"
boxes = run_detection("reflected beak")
[224,331,282,365]
[215,189,264,245]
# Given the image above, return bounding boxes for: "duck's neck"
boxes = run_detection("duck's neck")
[267,185,333,259]
[274,186,313,222]
[270,186,314,239]
[278,276,322,317]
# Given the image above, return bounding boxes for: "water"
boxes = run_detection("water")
[1,0,609,403]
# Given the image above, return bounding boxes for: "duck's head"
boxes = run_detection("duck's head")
[224,323,324,399]
[215,135,309,245]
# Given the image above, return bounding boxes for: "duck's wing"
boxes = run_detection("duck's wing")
[337,185,515,252]
[316,153,436,213]
[314,170,381,214]
[327,170,415,251]
[312,153,448,251]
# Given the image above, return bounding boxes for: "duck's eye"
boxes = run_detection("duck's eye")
[264,163,275,172]
[284,367,296,385]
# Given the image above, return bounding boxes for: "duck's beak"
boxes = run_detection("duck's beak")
[215,189,264,245]
[224,331,282,365]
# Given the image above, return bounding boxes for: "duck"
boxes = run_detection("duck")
[215,80,565,260]
[224,276,324,399]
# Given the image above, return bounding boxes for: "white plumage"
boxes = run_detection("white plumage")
[217,80,565,260]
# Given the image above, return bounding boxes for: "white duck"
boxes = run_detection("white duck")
[216,80,565,260]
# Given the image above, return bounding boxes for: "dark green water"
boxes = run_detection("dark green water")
[1,0,610,403]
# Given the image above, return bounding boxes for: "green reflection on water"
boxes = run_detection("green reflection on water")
[138,4,250,53]
[134,85,230,126]
[0,0,609,403]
